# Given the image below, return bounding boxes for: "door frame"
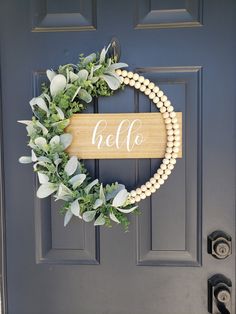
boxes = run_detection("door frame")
[0,64,7,314]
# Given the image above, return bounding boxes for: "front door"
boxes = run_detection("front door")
[0,1,235,313]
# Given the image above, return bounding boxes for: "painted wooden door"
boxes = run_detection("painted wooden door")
[0,1,235,313]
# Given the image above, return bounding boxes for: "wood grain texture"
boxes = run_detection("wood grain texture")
[66,113,182,159]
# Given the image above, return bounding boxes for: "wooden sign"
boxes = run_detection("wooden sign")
[66,113,182,159]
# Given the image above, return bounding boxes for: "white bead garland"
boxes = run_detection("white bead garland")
[116,71,180,204]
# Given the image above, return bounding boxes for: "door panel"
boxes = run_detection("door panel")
[0,0,235,313]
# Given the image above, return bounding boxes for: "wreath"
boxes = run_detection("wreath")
[19,45,180,230]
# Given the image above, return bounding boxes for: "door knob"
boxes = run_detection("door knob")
[208,231,232,259]
[208,274,232,313]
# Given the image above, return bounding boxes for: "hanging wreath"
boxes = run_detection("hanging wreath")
[19,45,180,230]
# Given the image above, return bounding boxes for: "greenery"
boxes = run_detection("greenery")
[19,46,138,230]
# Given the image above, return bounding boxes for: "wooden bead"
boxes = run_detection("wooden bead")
[174,129,180,135]
[160,106,166,113]
[171,118,178,124]
[163,158,170,165]
[154,173,160,180]
[156,101,163,108]
[158,178,164,185]
[143,79,150,86]
[160,164,167,170]
[165,118,172,124]
[153,97,160,104]
[127,71,133,78]
[145,181,152,189]
[129,79,135,86]
[167,106,174,112]
[136,188,142,195]
[129,198,136,204]
[134,82,141,89]
[135,195,141,202]
[173,124,179,129]
[163,112,169,119]
[157,168,164,175]
[165,169,171,175]
[116,69,122,75]
[153,86,160,93]
[162,174,168,180]
[148,82,155,90]
[169,112,176,118]
[164,100,171,107]
[141,185,147,192]
[167,142,174,148]
[124,77,130,85]
[165,153,172,159]
[168,135,174,142]
[149,92,155,99]
[145,190,151,197]
[154,182,160,189]
[161,95,167,102]
[122,70,128,77]
[133,73,139,81]
[140,193,146,200]
[150,177,156,184]
[157,91,164,97]
[144,88,151,96]
[140,85,146,92]
[172,153,178,159]
[130,190,136,197]
[166,124,173,130]
[170,158,176,165]
[167,129,174,136]
[174,141,180,147]
[166,147,173,153]
[138,76,145,83]
[175,135,180,141]
[168,164,174,170]
[150,186,156,193]
[172,147,179,153]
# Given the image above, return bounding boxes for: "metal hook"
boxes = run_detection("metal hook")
[108,37,121,62]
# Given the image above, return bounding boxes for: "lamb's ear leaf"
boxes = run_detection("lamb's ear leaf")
[65,156,78,176]
[19,156,32,164]
[81,53,96,66]
[78,89,92,103]
[50,74,67,97]
[94,213,105,226]
[46,69,56,82]
[112,189,129,207]
[70,199,81,218]
[83,210,96,222]
[99,184,106,204]
[64,209,73,227]
[116,206,138,214]
[77,69,89,81]
[60,134,73,149]
[84,179,99,194]
[93,198,103,209]
[37,183,58,198]
[109,211,120,224]
[101,74,120,90]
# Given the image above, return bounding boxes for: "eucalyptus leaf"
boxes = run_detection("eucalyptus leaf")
[50,74,67,97]
[84,179,99,194]
[94,213,105,226]
[64,209,73,227]
[65,156,78,176]
[60,133,72,149]
[19,156,32,164]
[112,189,129,207]
[83,210,96,222]
[37,183,58,198]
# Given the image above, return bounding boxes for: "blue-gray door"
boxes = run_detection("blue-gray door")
[0,1,235,313]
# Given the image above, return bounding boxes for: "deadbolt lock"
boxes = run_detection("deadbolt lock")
[208,274,232,314]
[208,231,232,259]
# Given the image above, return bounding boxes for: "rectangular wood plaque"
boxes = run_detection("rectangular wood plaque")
[66,113,182,159]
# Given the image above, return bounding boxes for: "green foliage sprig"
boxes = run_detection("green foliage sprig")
[19,46,138,230]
